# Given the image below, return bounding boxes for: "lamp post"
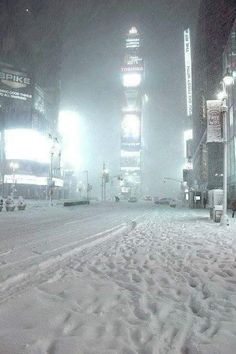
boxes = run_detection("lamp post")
[48,135,59,206]
[83,170,89,202]
[101,163,109,201]
[217,70,234,225]
[49,144,55,206]
[9,161,19,199]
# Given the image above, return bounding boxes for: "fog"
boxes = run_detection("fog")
[60,0,200,198]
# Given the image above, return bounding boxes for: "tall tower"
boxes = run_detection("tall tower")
[120,27,144,198]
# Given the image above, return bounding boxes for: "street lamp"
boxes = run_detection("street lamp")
[9,161,19,198]
[82,170,89,202]
[101,163,109,201]
[218,70,234,225]
[48,135,60,206]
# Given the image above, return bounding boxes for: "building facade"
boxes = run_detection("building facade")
[224,19,236,200]
[192,0,236,196]
[120,27,144,198]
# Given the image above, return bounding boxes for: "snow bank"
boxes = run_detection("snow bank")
[0,209,236,353]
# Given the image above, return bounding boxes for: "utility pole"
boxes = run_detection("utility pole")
[101,163,105,201]
[83,170,89,202]
[49,148,54,206]
[101,163,109,201]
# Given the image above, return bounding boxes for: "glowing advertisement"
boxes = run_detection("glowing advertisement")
[121,114,141,143]
[0,67,32,102]
[5,129,51,163]
[184,29,192,117]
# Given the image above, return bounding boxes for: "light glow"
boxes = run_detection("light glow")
[184,129,193,142]
[144,94,149,103]
[121,166,140,171]
[122,73,141,87]
[129,27,138,35]
[4,174,63,186]
[217,90,227,100]
[5,129,51,163]
[122,114,140,139]
[9,162,19,170]
[59,111,83,170]
[121,150,140,157]
[223,75,234,86]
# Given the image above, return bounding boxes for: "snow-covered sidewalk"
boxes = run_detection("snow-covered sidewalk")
[0,208,236,354]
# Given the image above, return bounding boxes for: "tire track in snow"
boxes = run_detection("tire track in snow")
[0,219,139,304]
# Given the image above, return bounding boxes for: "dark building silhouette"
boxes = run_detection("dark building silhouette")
[0,1,65,198]
[192,0,236,191]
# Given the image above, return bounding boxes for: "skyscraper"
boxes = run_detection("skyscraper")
[120,27,144,198]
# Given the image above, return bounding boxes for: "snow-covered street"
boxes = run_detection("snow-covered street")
[0,203,236,354]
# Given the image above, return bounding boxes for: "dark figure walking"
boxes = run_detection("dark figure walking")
[231,199,236,218]
[203,197,207,209]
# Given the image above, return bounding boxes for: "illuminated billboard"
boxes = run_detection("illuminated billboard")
[121,114,141,142]
[122,73,142,88]
[184,29,192,116]
[5,129,51,163]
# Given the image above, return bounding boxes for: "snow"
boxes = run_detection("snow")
[0,203,236,353]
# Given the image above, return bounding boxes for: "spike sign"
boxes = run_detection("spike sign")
[0,67,32,102]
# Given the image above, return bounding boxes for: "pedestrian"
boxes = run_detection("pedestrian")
[203,197,207,209]
[231,199,236,218]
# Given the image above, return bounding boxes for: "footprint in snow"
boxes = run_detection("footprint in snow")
[224,269,234,277]
[132,273,142,283]
[147,301,158,314]
[134,306,150,321]
[188,277,198,288]
[145,277,155,287]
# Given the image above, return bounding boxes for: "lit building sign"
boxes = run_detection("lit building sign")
[129,27,138,35]
[4,174,63,187]
[0,67,32,102]
[121,66,143,73]
[184,28,192,117]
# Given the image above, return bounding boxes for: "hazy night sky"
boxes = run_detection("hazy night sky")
[61,0,200,197]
